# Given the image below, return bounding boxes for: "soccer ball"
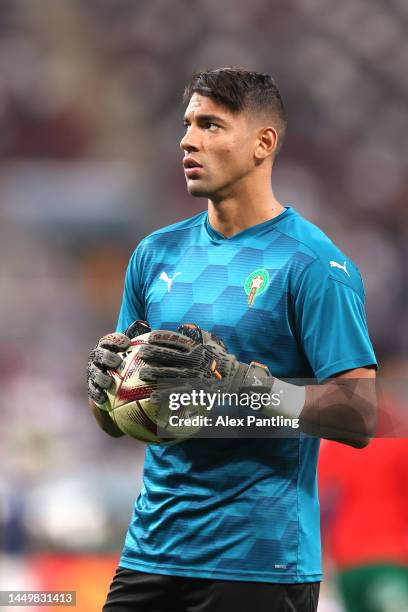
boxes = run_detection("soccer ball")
[105,332,201,444]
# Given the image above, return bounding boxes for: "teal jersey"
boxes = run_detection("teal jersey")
[116,206,377,583]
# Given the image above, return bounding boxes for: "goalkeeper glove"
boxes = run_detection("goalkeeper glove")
[138,323,273,399]
[87,320,151,405]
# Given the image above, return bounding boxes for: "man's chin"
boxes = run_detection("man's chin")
[186,181,211,198]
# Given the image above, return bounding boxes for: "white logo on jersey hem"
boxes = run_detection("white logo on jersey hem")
[160,271,181,292]
[329,260,350,277]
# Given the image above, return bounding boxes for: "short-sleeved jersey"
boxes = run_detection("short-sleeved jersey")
[116,206,377,583]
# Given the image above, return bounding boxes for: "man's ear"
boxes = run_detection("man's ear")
[254,126,278,161]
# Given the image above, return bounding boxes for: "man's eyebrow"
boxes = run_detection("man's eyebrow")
[183,113,226,124]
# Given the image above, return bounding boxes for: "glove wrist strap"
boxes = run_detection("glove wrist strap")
[230,361,274,395]
[232,364,305,421]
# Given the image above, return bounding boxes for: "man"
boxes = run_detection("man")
[87,68,377,611]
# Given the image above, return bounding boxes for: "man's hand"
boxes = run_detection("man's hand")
[138,323,273,399]
[87,320,151,406]
[138,324,377,448]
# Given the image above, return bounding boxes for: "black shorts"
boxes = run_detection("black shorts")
[103,566,320,612]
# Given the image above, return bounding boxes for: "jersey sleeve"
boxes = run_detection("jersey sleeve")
[293,258,377,382]
[116,247,145,333]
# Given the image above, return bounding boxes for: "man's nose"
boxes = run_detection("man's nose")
[180,128,199,152]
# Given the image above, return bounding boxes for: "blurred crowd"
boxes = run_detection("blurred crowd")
[0,1,407,609]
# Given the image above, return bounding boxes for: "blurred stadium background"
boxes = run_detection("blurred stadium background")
[0,1,407,610]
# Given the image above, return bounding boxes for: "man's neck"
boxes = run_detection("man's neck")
[207,192,284,238]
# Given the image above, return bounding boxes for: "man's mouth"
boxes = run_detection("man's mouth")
[183,157,203,178]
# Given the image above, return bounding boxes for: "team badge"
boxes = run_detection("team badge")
[244,269,270,306]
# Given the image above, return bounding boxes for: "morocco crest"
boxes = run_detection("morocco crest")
[244,269,270,307]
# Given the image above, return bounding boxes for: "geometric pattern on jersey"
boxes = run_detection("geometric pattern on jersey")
[116,207,377,583]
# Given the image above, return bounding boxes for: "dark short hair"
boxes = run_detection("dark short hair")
[183,67,287,156]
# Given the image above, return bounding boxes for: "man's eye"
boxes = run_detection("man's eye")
[207,123,218,131]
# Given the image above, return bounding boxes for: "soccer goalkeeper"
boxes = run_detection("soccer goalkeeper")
[87,68,377,612]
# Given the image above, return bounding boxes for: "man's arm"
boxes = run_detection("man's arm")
[300,366,377,448]
[288,257,378,447]
[137,326,378,449]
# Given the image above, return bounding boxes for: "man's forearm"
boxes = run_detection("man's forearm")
[300,377,377,448]
[89,399,124,437]
[266,376,377,448]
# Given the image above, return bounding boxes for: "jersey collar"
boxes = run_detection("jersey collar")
[204,206,295,243]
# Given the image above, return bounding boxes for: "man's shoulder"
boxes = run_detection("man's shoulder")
[140,211,206,246]
[280,209,363,292]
